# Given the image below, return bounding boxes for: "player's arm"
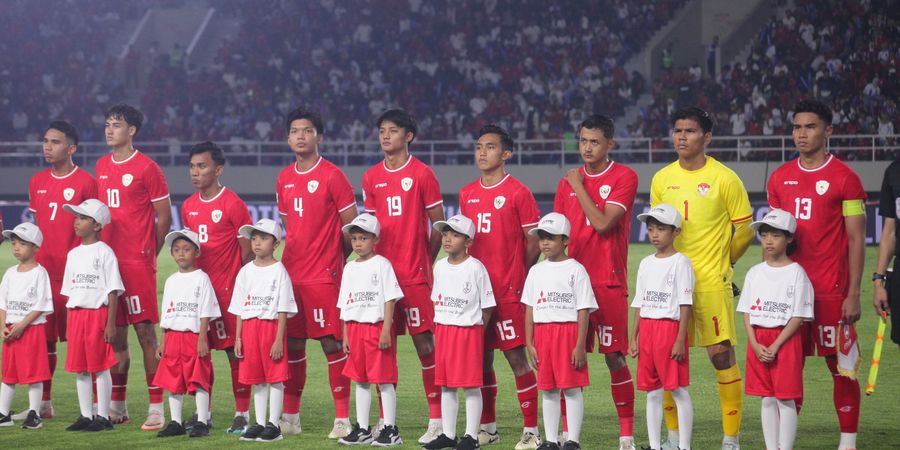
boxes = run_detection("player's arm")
[874,217,895,315]
[234,316,243,358]
[844,212,866,323]
[339,205,358,259]
[565,168,626,234]
[153,197,173,255]
[238,237,253,264]
[0,309,6,339]
[729,218,754,265]
[105,291,118,342]
[427,204,445,261]
[524,226,540,268]
[198,317,210,357]
[482,306,495,327]
[672,304,691,361]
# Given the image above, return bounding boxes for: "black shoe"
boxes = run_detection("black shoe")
[371,424,402,446]
[240,424,265,441]
[0,412,12,427]
[157,420,186,437]
[424,433,458,449]
[536,442,561,450]
[183,413,199,431]
[227,414,249,434]
[189,421,210,437]
[339,423,374,445]
[83,415,114,432]
[455,434,480,450]
[561,441,581,450]
[258,422,282,442]
[66,416,92,431]
[22,410,42,429]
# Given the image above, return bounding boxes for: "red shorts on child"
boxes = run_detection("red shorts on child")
[65,307,117,373]
[484,301,527,351]
[239,318,289,385]
[636,318,689,391]
[2,323,51,384]
[535,322,590,390]
[153,330,213,394]
[745,326,804,400]
[434,324,484,388]
[393,283,434,336]
[342,321,398,384]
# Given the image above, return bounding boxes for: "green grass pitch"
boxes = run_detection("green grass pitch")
[0,244,896,449]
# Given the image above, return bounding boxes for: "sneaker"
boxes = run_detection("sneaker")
[22,410,43,430]
[619,436,636,450]
[183,413,199,431]
[109,402,129,425]
[227,414,249,435]
[478,429,500,445]
[456,434,480,450]
[423,433,458,449]
[65,416,92,431]
[561,441,581,450]
[10,410,28,421]
[84,415,114,432]
[660,439,678,450]
[190,421,210,437]
[721,437,740,450]
[240,424,265,441]
[11,402,54,420]
[536,443,560,450]
[515,431,541,449]
[157,421,186,437]
[419,420,444,444]
[258,422,282,442]
[371,424,402,447]
[141,409,165,431]
[338,423,373,445]
[328,418,352,439]
[279,413,302,435]
[0,412,13,427]
[375,418,385,432]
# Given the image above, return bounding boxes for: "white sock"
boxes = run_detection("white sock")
[441,388,459,439]
[481,422,497,433]
[76,374,93,418]
[671,387,693,450]
[95,370,112,419]
[169,394,183,424]
[464,388,482,438]
[524,426,538,435]
[760,397,778,450]
[839,432,857,450]
[268,382,284,424]
[379,383,396,427]
[542,389,561,444]
[356,383,372,429]
[0,383,14,416]
[777,399,797,450]
[563,388,583,443]
[27,383,42,415]
[253,384,268,426]
[646,389,664,449]
[196,389,210,424]
[667,429,680,445]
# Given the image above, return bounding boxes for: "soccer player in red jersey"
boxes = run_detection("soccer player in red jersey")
[458,125,542,449]
[180,141,254,433]
[95,104,173,430]
[276,108,357,438]
[22,121,99,419]
[553,115,638,450]
[362,109,445,444]
[766,99,866,450]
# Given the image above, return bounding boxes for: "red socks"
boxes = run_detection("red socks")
[284,349,307,415]
[515,371,539,428]
[610,365,635,437]
[826,357,860,433]
[111,373,127,402]
[326,351,351,419]
[419,352,442,419]
[146,371,163,404]
[230,357,251,412]
[43,350,57,401]
[481,371,498,424]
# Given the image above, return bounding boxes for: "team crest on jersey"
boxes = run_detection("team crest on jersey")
[568,274,575,287]
[211,209,223,223]
[27,286,36,298]
[494,195,506,209]
[194,285,202,299]
[599,184,612,200]
[371,273,378,286]
[401,177,413,192]
[815,180,830,195]
[122,174,134,187]
[786,285,795,299]
[93,258,101,271]
[63,188,75,201]
[307,180,319,193]
[270,280,277,292]
[463,282,472,294]
[666,274,675,287]
[697,182,711,197]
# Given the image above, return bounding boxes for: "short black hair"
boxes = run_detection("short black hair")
[670,107,714,134]
[376,109,418,143]
[285,108,324,135]
[477,124,514,152]
[46,120,79,146]
[645,216,677,231]
[189,141,226,166]
[536,229,567,241]
[105,104,144,134]
[171,236,200,251]
[578,114,615,139]
[347,226,376,238]
[793,99,833,126]
[757,224,798,256]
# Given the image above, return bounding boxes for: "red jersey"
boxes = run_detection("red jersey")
[276,157,356,285]
[28,167,98,278]
[95,150,170,267]
[553,162,637,288]
[181,187,252,303]
[362,156,443,285]
[767,154,866,298]
[459,174,540,302]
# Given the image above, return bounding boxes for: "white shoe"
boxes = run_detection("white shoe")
[328,418,351,439]
[109,401,129,424]
[140,408,164,431]
[722,436,740,450]
[478,429,500,445]
[417,420,443,444]
[279,413,302,435]
[10,410,29,421]
[661,431,680,450]
[515,431,541,449]
[619,436,636,450]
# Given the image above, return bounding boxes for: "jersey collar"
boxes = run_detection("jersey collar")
[382,155,414,173]
[583,161,615,178]
[294,156,322,175]
[110,149,140,165]
[479,173,510,190]
[50,165,80,180]
[796,154,833,173]
[199,186,227,203]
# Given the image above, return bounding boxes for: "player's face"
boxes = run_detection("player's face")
[379,121,412,154]
[189,151,223,191]
[250,232,278,258]
[287,119,323,157]
[105,118,135,148]
[475,133,510,172]
[10,237,37,263]
[537,232,568,261]
[646,222,678,250]
[578,127,614,165]
[43,128,75,165]
[792,112,832,155]
[73,214,100,238]
[671,119,711,160]
[170,238,199,271]
[441,229,471,256]
[349,231,377,259]
[759,229,791,260]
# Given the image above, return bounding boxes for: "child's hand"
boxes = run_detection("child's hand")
[527,345,540,368]
[761,344,779,362]
[234,339,243,358]
[104,323,115,343]
[752,343,770,362]
[628,337,639,358]
[0,327,9,341]
[4,324,21,341]
[571,343,587,369]
[343,339,351,355]
[378,329,392,350]
[670,338,685,361]
[197,335,209,358]
[270,339,284,360]
[156,344,164,360]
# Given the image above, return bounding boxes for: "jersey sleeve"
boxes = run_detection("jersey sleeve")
[880,163,897,219]
[277,269,299,316]
[144,161,170,203]
[736,266,756,313]
[516,186,541,228]
[421,167,443,210]
[83,173,99,199]
[520,268,536,308]
[382,260,403,302]
[552,178,568,213]
[228,270,245,316]
[229,194,253,236]
[722,171,753,223]
[766,170,782,209]
[792,267,814,320]
[330,168,357,213]
[34,268,54,314]
[61,256,73,296]
[276,172,288,216]
[674,255,695,306]
[362,172,376,213]
[607,168,638,211]
[478,262,496,310]
[840,168,867,216]
[104,249,125,297]
[199,275,222,320]
[0,271,9,312]
[574,265,598,312]
[650,172,663,207]
[630,261,646,309]
[28,175,37,213]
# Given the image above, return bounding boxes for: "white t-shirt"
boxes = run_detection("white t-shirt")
[228,261,298,320]
[160,270,222,332]
[431,256,496,326]
[61,242,125,309]
[737,262,814,327]
[521,258,598,323]
[338,255,404,323]
[631,253,695,320]
[0,265,54,325]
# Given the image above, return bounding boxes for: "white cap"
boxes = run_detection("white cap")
[342,213,381,237]
[63,198,111,226]
[2,222,43,247]
[433,214,476,239]
[239,218,283,241]
[528,212,571,238]
[165,229,201,250]
[637,203,683,228]
[750,208,797,234]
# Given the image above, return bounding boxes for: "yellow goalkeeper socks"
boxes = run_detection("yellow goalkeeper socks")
[716,365,743,436]
[662,390,679,431]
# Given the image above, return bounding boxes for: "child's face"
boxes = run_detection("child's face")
[10,237,36,262]
[441,229,470,256]
[760,229,791,259]
[350,231,377,258]
[538,232,568,260]
[646,222,678,250]
[250,232,278,258]
[170,238,199,270]
[73,214,100,238]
